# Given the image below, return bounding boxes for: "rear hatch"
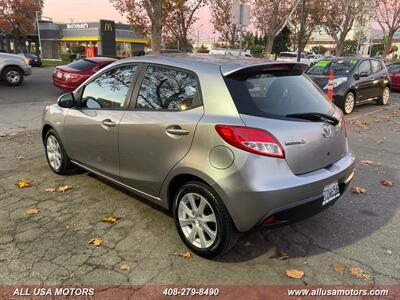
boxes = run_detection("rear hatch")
[223,63,346,175]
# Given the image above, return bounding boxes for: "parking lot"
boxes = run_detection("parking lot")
[0,67,399,286]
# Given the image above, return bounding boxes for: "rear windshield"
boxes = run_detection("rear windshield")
[67,59,96,71]
[224,70,334,119]
[307,59,357,76]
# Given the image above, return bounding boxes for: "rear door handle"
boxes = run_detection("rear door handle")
[102,119,117,128]
[166,126,190,136]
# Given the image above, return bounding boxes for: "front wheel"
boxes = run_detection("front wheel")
[44,129,72,175]
[377,86,390,105]
[173,181,238,258]
[2,66,24,86]
[342,92,355,114]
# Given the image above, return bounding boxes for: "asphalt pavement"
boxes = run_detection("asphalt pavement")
[0,68,399,286]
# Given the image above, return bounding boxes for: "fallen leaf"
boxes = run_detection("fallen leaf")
[286,269,304,279]
[45,187,56,193]
[377,139,384,144]
[332,262,346,275]
[381,180,394,187]
[15,155,24,160]
[26,208,40,215]
[0,133,6,137]
[57,185,72,193]
[15,179,33,189]
[277,251,289,260]
[101,216,121,223]
[360,160,381,166]
[88,238,102,247]
[349,267,371,280]
[351,186,367,194]
[119,264,129,270]
[171,251,192,259]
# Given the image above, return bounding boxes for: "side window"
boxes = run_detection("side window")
[136,66,200,111]
[358,60,371,76]
[371,60,381,73]
[82,65,138,109]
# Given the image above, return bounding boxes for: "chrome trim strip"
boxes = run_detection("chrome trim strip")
[71,160,162,202]
[344,171,355,184]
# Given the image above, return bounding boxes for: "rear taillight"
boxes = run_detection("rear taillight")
[215,125,285,158]
[342,113,347,137]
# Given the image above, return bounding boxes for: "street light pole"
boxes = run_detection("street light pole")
[36,11,43,57]
[297,0,306,62]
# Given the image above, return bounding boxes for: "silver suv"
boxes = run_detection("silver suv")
[0,52,32,86]
[42,55,355,257]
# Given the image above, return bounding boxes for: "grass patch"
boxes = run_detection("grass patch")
[42,60,69,67]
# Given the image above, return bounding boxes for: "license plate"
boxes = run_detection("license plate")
[57,72,62,78]
[322,182,340,206]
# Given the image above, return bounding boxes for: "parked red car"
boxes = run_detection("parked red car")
[388,63,400,91]
[53,57,117,92]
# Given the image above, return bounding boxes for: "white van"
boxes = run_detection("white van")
[209,48,252,57]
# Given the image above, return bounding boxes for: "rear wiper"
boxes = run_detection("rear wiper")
[285,112,339,126]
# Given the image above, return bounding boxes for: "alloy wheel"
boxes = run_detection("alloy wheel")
[46,135,63,170]
[6,71,21,84]
[178,192,217,249]
[382,87,390,105]
[344,93,355,114]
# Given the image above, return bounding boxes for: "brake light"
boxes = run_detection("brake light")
[64,73,82,80]
[342,113,347,137]
[215,125,285,158]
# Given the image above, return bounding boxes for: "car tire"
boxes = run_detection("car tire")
[173,181,239,258]
[377,86,390,106]
[2,66,24,86]
[341,91,355,114]
[44,129,72,175]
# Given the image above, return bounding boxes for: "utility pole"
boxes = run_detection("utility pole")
[239,2,243,56]
[36,11,43,57]
[297,0,306,62]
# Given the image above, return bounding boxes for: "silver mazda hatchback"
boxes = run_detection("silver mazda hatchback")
[42,55,355,257]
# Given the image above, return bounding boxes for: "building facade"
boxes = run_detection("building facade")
[0,19,149,59]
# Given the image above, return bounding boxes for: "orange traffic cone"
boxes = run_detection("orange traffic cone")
[327,68,334,101]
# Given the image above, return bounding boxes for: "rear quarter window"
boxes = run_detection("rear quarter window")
[225,70,334,119]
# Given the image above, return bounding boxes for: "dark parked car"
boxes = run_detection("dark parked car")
[18,53,42,67]
[387,62,400,91]
[53,57,117,92]
[306,57,391,114]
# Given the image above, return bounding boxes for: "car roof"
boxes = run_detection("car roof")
[119,54,306,76]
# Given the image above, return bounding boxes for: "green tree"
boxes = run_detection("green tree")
[272,26,291,55]
[311,45,327,54]
[371,43,384,57]
[343,40,358,55]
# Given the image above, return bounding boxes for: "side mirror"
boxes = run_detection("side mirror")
[57,93,75,108]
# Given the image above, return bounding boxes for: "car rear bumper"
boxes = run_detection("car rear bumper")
[213,148,355,232]
[53,77,76,92]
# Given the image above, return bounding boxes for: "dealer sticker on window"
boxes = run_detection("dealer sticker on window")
[322,182,340,206]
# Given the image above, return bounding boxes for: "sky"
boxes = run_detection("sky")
[43,0,214,41]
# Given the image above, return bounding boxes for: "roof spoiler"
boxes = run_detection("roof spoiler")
[222,62,309,77]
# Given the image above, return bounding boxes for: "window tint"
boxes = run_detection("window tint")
[136,66,200,111]
[307,60,356,76]
[82,65,138,109]
[358,60,371,75]
[67,59,96,71]
[388,64,400,73]
[225,71,334,119]
[371,60,382,73]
